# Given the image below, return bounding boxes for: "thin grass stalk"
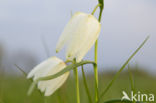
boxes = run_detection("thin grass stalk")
[128,65,135,93]
[73,60,80,103]
[94,40,99,102]
[97,36,149,103]
[128,65,136,103]
[15,64,27,77]
[81,66,93,103]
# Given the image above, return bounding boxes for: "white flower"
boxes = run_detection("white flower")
[56,12,101,62]
[27,56,69,96]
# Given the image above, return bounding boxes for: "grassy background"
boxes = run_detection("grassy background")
[0,68,156,103]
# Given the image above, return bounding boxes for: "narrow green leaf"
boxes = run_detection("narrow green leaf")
[27,60,96,95]
[14,65,44,96]
[37,60,96,81]
[98,36,150,103]
[128,65,135,93]
[128,65,136,103]
[14,64,27,77]
[81,66,93,103]
[27,82,36,96]
[41,35,50,57]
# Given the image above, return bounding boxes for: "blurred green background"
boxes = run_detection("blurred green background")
[0,0,156,103]
[0,67,156,103]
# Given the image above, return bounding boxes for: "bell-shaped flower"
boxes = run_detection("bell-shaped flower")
[56,12,101,62]
[27,56,69,96]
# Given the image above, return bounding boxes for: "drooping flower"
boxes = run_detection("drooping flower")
[56,12,101,62]
[27,56,69,96]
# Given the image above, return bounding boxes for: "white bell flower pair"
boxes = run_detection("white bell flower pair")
[27,12,101,96]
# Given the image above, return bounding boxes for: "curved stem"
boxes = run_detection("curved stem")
[91,4,101,15]
[37,61,96,81]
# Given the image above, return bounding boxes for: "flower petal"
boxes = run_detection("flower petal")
[65,13,101,61]
[27,56,69,96]
[44,72,69,96]
[56,12,87,53]
[76,16,101,62]
[27,56,61,79]
[37,62,69,96]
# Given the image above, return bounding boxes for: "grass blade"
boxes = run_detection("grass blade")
[128,65,135,93]
[98,36,150,103]
[128,65,136,103]
[81,66,93,103]
[14,64,27,77]
[41,35,50,57]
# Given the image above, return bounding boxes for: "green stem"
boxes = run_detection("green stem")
[73,60,80,103]
[81,66,93,103]
[94,0,104,102]
[94,41,99,102]
[91,4,101,15]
